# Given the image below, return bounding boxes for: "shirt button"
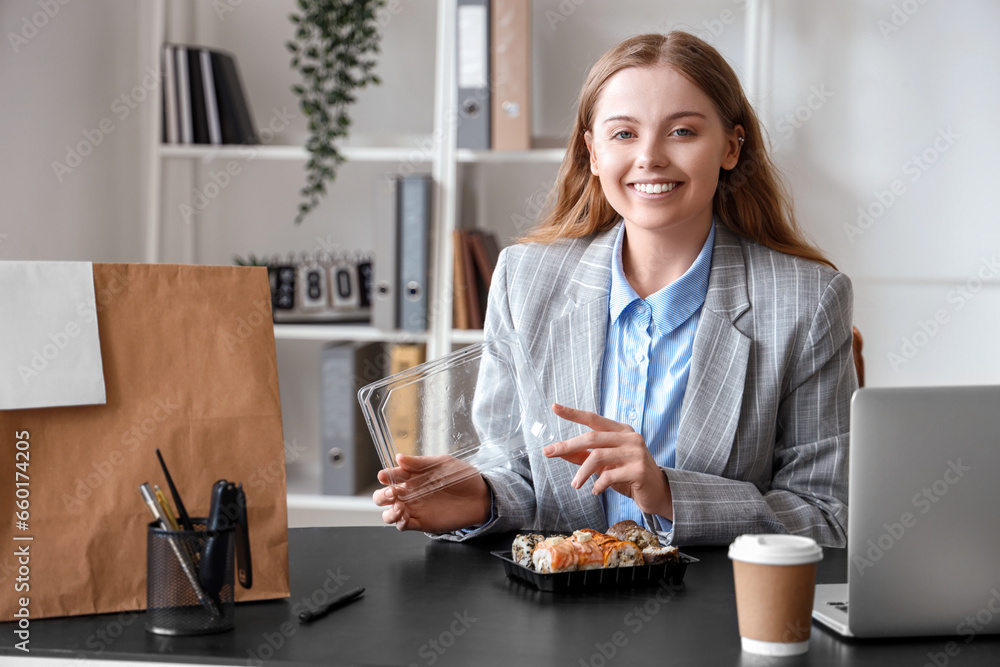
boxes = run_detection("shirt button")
[628,410,637,421]
[636,304,646,314]
[634,352,644,362]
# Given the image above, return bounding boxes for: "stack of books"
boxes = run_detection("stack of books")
[161,44,257,145]
[452,229,500,330]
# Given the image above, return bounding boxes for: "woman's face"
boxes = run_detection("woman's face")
[585,64,742,238]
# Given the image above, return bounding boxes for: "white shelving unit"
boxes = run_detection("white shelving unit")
[139,0,565,525]
[456,148,564,163]
[141,0,564,354]
[272,323,428,343]
[159,144,433,162]
[139,0,773,525]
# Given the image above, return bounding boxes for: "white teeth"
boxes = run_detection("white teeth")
[633,182,676,194]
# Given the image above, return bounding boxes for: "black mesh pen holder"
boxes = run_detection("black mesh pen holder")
[145,519,235,635]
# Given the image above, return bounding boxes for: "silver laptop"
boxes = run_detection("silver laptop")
[812,385,1000,638]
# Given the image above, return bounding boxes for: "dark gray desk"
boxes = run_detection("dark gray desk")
[3,526,999,665]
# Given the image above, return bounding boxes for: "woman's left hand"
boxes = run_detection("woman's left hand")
[544,403,673,519]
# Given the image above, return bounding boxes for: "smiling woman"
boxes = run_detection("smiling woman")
[582,64,741,295]
[524,32,831,271]
[374,32,857,548]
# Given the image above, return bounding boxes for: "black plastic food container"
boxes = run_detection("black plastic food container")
[492,550,698,592]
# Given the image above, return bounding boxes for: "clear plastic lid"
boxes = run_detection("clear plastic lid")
[357,330,557,501]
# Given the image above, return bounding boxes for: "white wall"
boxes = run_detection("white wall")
[769,0,1000,387]
[158,0,439,266]
[2,1,998,486]
[0,0,151,262]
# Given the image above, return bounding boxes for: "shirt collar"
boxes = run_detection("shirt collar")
[608,221,716,335]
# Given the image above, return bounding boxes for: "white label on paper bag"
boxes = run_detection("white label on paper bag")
[0,261,106,410]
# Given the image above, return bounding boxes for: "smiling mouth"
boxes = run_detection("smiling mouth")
[631,182,678,194]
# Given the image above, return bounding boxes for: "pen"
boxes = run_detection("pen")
[139,483,220,617]
[298,586,365,624]
[155,448,195,532]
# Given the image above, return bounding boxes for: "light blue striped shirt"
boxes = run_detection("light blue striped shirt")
[599,222,715,532]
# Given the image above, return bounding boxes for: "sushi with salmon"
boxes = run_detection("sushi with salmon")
[573,529,644,568]
[531,536,584,573]
[523,530,646,573]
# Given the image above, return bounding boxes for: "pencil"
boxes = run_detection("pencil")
[154,485,180,530]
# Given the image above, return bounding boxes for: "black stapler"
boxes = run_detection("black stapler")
[200,480,253,595]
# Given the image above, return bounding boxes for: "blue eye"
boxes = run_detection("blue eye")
[612,130,635,140]
[673,128,694,137]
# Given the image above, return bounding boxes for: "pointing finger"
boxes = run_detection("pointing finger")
[552,403,633,433]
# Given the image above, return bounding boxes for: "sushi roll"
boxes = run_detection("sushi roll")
[641,545,679,565]
[575,529,623,568]
[606,520,660,549]
[518,527,666,574]
[532,536,579,573]
[511,533,544,569]
[569,531,605,570]
[615,540,645,567]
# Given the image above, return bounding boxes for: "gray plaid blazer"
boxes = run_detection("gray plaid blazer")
[449,221,854,547]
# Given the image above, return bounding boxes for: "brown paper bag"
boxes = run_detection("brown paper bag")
[0,263,290,619]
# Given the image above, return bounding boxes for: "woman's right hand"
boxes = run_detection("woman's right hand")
[372,454,492,533]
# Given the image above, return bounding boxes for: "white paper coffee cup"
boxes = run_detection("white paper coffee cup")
[728,534,823,656]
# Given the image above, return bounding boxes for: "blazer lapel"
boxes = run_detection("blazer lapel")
[541,224,618,528]
[545,223,619,418]
[675,225,751,477]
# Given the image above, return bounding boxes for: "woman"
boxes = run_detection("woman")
[374,32,855,547]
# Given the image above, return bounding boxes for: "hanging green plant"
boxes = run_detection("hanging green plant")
[287,0,385,224]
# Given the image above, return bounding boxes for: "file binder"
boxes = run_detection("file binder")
[200,49,223,145]
[456,0,491,150]
[174,46,193,144]
[371,176,398,331]
[212,50,258,144]
[386,344,426,456]
[187,47,210,144]
[162,45,179,144]
[211,51,244,145]
[320,342,383,496]
[491,0,531,151]
[397,174,434,332]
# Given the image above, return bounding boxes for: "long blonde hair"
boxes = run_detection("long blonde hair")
[522,32,833,270]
